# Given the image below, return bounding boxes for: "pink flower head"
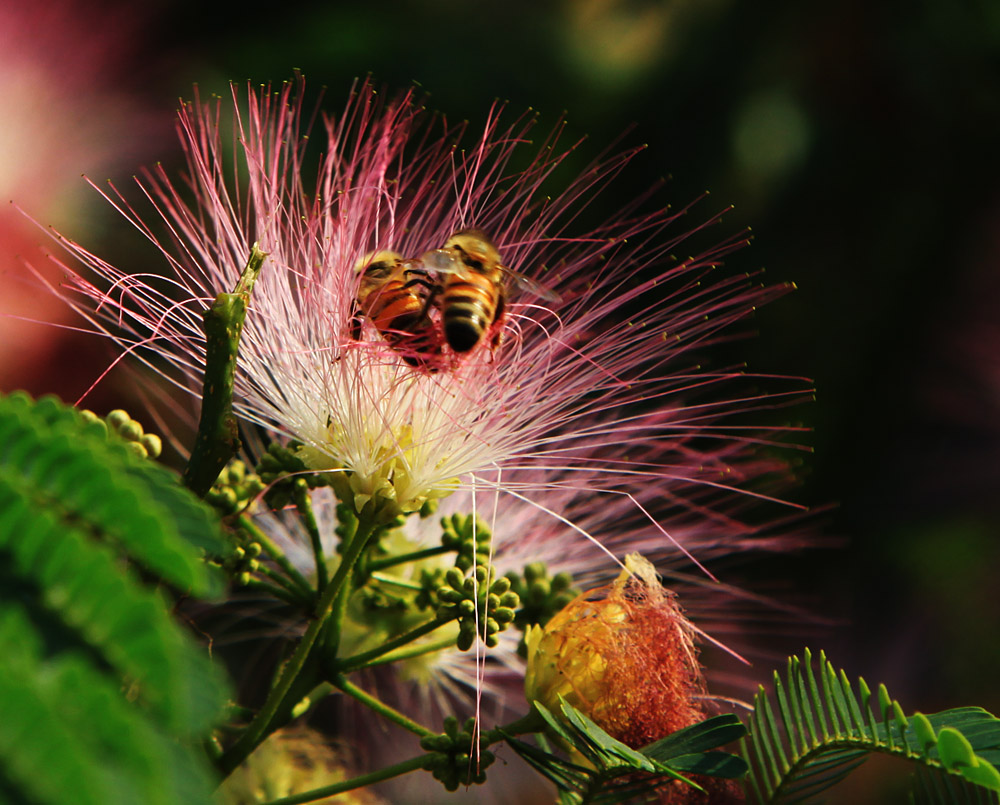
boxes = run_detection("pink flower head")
[46,76,806,527]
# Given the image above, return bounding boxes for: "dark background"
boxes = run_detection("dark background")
[3,1,999,799]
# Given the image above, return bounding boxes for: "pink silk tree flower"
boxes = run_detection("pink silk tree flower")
[34,76,814,802]
[41,75,807,527]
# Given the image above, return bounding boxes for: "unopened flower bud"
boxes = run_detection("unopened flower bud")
[124,441,148,459]
[119,419,143,442]
[139,433,162,458]
[106,409,130,430]
[524,553,706,748]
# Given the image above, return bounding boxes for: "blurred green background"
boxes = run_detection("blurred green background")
[2,0,999,798]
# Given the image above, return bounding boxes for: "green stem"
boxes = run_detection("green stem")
[335,617,448,673]
[362,634,457,670]
[370,572,424,591]
[183,244,266,496]
[217,508,380,775]
[293,479,328,592]
[493,708,547,739]
[333,675,435,739]
[239,515,314,597]
[322,574,352,661]
[367,545,452,572]
[241,577,305,607]
[259,755,426,805]
[255,562,313,601]
[289,682,335,721]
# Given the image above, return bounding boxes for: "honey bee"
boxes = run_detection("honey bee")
[351,250,442,369]
[420,229,560,354]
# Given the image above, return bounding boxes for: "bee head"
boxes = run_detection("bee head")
[444,229,501,273]
[354,250,402,278]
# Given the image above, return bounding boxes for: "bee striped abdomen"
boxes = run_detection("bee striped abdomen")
[443,279,498,352]
[370,281,423,330]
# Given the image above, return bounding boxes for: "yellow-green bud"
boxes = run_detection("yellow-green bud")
[139,433,162,458]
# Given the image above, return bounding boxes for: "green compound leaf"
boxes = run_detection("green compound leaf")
[0,392,226,595]
[741,649,1000,803]
[0,608,218,805]
[504,700,746,804]
[0,392,231,804]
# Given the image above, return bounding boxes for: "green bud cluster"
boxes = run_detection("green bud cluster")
[355,585,409,614]
[81,408,162,459]
[436,566,519,651]
[439,513,491,572]
[256,442,327,508]
[414,567,447,611]
[223,536,264,587]
[205,460,265,515]
[505,562,579,643]
[420,716,495,791]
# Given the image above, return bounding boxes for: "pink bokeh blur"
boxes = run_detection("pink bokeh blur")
[0,1,167,399]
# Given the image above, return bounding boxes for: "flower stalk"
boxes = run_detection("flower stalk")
[292,478,328,592]
[237,514,315,599]
[334,615,450,674]
[184,244,266,497]
[361,634,458,669]
[217,501,386,775]
[257,755,428,805]
[332,675,436,739]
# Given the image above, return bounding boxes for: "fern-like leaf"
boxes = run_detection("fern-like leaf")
[0,392,231,804]
[742,649,1000,803]
[0,393,225,594]
[504,700,746,803]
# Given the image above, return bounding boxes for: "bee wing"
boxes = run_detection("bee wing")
[502,266,562,303]
[419,248,466,276]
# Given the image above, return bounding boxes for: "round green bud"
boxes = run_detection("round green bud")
[125,441,148,459]
[119,419,144,441]
[106,409,130,429]
[499,592,519,609]
[552,572,574,591]
[139,433,162,458]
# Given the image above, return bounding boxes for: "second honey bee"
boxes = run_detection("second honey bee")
[352,250,442,369]
[420,229,559,354]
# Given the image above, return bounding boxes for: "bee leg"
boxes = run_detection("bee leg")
[349,303,364,340]
[420,284,443,322]
[490,294,507,350]
[397,272,441,322]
